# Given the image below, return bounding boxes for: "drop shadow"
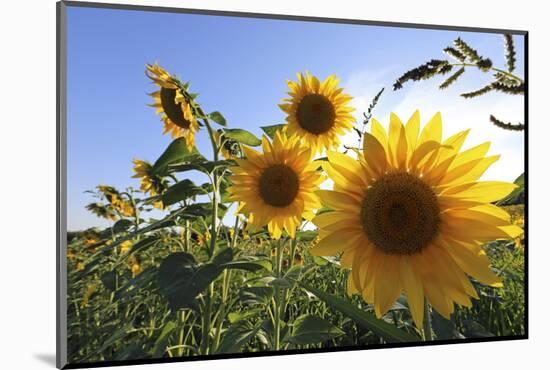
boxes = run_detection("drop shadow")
[34,353,57,367]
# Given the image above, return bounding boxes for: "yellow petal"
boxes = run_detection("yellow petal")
[373,255,402,318]
[310,230,361,256]
[439,237,502,287]
[363,133,387,176]
[316,190,360,211]
[418,112,442,146]
[400,257,424,328]
[370,118,388,152]
[450,142,491,169]
[442,181,517,203]
[405,110,420,152]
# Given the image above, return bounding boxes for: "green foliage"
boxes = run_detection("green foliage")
[498,173,525,205]
[260,124,286,139]
[161,179,204,206]
[287,315,345,345]
[151,138,202,176]
[298,283,419,343]
[208,111,227,126]
[223,128,262,146]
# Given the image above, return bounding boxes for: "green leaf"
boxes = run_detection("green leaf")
[497,173,524,205]
[83,324,133,361]
[260,124,286,139]
[313,256,329,266]
[268,277,292,289]
[240,286,274,306]
[100,270,118,291]
[157,253,224,310]
[223,128,261,146]
[177,203,211,220]
[169,160,233,174]
[128,235,159,255]
[114,267,156,301]
[112,219,133,234]
[432,311,464,340]
[296,230,318,242]
[161,179,204,206]
[151,138,199,176]
[284,265,305,282]
[222,256,272,272]
[151,321,177,357]
[215,321,262,354]
[212,247,234,265]
[298,283,419,343]
[287,315,345,345]
[157,253,197,309]
[209,111,227,126]
[228,308,263,324]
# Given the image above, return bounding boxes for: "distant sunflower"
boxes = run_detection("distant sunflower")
[128,255,144,277]
[146,63,199,148]
[96,185,135,217]
[228,131,324,239]
[112,197,135,218]
[132,159,165,209]
[86,202,117,221]
[120,240,133,254]
[279,72,355,154]
[310,111,523,328]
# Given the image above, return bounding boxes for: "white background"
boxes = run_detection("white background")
[0,0,546,368]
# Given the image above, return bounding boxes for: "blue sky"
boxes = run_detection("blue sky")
[67,6,525,230]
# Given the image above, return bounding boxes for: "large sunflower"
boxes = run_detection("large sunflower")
[310,111,523,328]
[228,131,324,239]
[279,72,355,154]
[146,63,199,148]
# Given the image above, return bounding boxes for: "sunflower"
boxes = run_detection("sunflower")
[120,240,133,254]
[96,185,135,217]
[128,255,144,277]
[132,159,165,209]
[310,111,523,328]
[81,284,97,308]
[229,131,324,239]
[112,197,135,218]
[279,72,355,154]
[146,63,199,148]
[86,202,117,221]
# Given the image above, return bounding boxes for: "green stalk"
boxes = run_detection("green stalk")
[197,115,220,355]
[200,285,214,355]
[423,299,433,341]
[273,239,284,351]
[184,219,190,252]
[201,116,220,258]
[178,310,186,357]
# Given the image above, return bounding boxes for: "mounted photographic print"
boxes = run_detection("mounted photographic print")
[57,1,528,368]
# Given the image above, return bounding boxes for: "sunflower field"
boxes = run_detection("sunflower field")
[66,53,525,364]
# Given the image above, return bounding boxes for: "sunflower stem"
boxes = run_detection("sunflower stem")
[423,299,433,341]
[274,240,284,351]
[201,116,220,258]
